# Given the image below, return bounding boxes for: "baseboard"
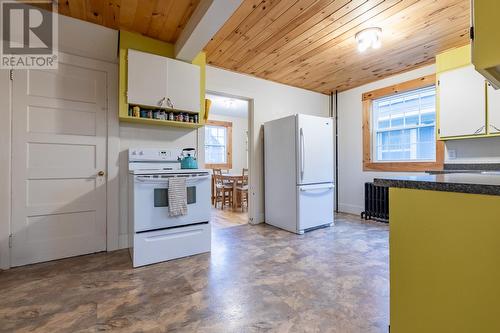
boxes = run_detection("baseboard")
[249,212,265,225]
[338,203,363,215]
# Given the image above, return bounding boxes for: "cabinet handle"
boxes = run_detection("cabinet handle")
[473,125,485,135]
[158,97,166,107]
[490,124,500,132]
[158,97,174,109]
[166,98,174,109]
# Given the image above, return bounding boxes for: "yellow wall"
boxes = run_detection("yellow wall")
[118,30,206,125]
[436,44,471,74]
[390,187,500,332]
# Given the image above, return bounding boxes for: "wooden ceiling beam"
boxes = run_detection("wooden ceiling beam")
[175,0,244,61]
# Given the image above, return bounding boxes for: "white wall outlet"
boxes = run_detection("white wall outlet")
[448,149,457,160]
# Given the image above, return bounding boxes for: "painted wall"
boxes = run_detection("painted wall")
[445,137,500,163]
[338,64,500,215]
[206,66,330,223]
[208,112,248,173]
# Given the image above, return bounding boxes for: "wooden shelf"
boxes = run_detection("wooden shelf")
[128,103,201,115]
[119,115,204,128]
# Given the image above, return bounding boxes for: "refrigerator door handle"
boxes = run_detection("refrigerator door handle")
[300,127,305,180]
[299,184,335,191]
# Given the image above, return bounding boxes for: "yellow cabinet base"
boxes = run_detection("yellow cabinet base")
[390,188,500,333]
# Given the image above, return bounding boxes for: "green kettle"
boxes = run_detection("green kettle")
[179,148,198,169]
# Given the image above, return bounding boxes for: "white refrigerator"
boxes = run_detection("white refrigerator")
[264,114,334,234]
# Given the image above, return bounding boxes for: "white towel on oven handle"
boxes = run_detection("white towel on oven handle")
[168,177,187,216]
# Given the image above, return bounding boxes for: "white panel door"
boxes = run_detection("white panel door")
[166,58,200,113]
[127,49,168,107]
[296,114,334,185]
[439,65,486,138]
[487,83,500,133]
[11,54,107,266]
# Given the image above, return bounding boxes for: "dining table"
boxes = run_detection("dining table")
[211,173,248,211]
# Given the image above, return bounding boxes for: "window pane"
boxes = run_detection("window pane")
[205,125,227,164]
[390,115,404,128]
[372,85,436,162]
[417,142,435,160]
[378,118,390,129]
[405,112,419,126]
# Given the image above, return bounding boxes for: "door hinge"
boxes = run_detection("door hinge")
[437,79,440,86]
[8,234,12,248]
[470,26,474,40]
[438,128,441,135]
[9,69,13,81]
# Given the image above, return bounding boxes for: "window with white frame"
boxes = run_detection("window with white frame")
[372,85,436,162]
[204,120,232,168]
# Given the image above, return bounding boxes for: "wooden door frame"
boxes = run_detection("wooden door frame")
[0,70,11,269]
[203,90,255,223]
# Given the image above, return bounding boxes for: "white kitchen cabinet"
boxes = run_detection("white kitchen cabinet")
[439,65,486,138]
[127,49,168,107]
[487,83,500,133]
[127,49,200,113]
[166,58,200,113]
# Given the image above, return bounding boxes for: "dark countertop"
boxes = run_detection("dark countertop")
[374,173,500,196]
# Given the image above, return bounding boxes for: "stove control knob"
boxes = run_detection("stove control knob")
[138,151,143,155]
[131,150,136,155]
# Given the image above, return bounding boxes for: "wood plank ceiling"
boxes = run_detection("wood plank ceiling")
[204,0,471,94]
[35,0,200,43]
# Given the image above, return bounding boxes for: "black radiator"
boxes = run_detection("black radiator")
[361,182,389,222]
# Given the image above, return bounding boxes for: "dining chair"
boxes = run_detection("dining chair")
[236,168,249,211]
[214,174,233,209]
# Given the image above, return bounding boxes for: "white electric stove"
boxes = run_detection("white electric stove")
[128,148,211,267]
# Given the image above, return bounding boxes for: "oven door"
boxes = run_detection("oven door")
[132,173,211,232]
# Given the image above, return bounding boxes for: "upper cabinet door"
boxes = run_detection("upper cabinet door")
[471,0,500,89]
[127,49,168,107]
[166,58,200,113]
[487,83,500,133]
[439,65,486,138]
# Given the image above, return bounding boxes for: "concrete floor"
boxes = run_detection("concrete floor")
[0,214,389,333]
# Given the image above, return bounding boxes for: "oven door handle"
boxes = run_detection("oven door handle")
[135,175,210,184]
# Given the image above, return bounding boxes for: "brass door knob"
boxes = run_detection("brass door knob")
[98,171,105,177]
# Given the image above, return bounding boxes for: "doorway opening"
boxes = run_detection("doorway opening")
[204,93,250,229]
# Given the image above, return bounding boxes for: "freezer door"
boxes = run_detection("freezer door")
[296,114,334,185]
[297,183,335,232]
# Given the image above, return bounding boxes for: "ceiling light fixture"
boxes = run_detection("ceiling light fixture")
[355,27,382,52]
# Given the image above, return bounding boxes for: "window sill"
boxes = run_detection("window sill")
[205,163,232,170]
[363,161,443,172]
